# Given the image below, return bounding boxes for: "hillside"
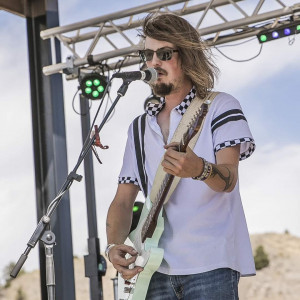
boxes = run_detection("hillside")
[1,233,300,300]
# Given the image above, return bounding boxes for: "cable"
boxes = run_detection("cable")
[102,90,115,122]
[79,79,113,158]
[71,88,92,116]
[44,79,113,212]
[215,37,257,48]
[213,42,263,63]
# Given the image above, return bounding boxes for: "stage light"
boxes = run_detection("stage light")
[80,73,107,100]
[257,21,300,43]
[272,31,279,38]
[130,201,144,233]
[259,34,267,42]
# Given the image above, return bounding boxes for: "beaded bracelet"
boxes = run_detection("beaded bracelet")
[192,158,213,181]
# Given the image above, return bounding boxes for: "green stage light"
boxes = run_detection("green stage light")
[93,79,100,86]
[92,91,99,98]
[80,73,107,100]
[133,205,139,213]
[257,21,300,43]
[86,80,93,87]
[130,201,144,233]
[97,86,104,93]
[85,87,92,94]
[259,34,267,42]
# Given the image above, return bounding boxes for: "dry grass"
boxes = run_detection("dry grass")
[1,233,300,300]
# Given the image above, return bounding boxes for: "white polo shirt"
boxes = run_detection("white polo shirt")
[119,89,256,277]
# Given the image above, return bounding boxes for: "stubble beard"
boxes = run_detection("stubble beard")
[151,82,174,97]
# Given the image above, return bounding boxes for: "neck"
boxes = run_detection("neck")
[164,81,193,112]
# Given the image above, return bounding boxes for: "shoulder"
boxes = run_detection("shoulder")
[211,92,242,112]
[208,92,246,123]
[128,113,147,131]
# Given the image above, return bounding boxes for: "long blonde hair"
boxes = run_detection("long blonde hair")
[142,13,219,99]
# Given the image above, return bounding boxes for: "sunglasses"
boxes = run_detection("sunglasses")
[139,48,179,62]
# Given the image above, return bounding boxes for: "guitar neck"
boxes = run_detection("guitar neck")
[140,102,209,243]
[141,173,174,243]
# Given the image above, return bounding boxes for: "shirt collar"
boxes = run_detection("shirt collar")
[145,87,197,117]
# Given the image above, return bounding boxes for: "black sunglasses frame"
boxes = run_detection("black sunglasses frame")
[139,48,179,62]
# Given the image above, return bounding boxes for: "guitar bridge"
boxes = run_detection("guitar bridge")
[124,286,134,294]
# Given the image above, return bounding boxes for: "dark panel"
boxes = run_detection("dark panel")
[26,0,76,299]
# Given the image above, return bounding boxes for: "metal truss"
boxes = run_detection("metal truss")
[40,0,300,77]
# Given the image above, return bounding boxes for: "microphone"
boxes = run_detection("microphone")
[112,68,157,84]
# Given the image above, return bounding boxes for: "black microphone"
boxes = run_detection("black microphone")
[112,68,157,83]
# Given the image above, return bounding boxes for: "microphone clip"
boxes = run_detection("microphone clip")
[91,125,109,164]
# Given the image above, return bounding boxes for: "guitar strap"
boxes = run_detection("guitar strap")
[149,91,219,205]
[133,113,148,198]
[133,92,219,203]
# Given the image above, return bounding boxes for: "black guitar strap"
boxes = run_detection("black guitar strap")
[133,113,148,197]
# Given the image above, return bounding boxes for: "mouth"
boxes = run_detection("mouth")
[155,68,167,77]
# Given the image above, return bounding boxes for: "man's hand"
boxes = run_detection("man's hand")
[162,142,203,178]
[108,244,143,280]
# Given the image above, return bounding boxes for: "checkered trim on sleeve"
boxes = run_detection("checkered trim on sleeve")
[118,176,139,186]
[215,137,256,161]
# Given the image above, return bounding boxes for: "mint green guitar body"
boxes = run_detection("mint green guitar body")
[118,197,164,300]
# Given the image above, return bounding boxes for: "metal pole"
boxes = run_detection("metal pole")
[26,0,75,299]
[80,94,105,300]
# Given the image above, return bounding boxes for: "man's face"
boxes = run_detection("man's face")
[144,37,188,97]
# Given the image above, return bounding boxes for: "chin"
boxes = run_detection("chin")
[152,82,174,97]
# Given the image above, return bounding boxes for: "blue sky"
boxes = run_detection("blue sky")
[0,0,300,278]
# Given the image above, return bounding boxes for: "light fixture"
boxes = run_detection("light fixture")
[257,21,300,43]
[80,73,107,100]
[130,201,144,233]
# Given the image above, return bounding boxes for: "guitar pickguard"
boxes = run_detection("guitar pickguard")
[118,198,164,300]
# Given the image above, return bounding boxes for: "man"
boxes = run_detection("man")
[106,13,256,299]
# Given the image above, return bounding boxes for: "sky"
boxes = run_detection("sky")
[0,0,300,283]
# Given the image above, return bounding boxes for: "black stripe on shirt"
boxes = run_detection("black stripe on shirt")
[211,109,247,134]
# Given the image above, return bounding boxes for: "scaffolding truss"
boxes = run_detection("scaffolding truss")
[40,0,300,77]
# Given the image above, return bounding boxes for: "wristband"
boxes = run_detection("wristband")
[105,244,116,261]
[192,158,213,181]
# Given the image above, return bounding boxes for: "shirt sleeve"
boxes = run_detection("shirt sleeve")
[210,93,255,161]
[118,123,140,187]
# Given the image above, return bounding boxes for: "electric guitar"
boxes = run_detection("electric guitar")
[118,100,210,300]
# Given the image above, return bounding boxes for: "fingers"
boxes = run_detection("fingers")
[109,244,144,280]
[162,145,185,175]
[119,266,143,280]
[109,244,137,265]
[162,145,203,177]
[164,142,179,151]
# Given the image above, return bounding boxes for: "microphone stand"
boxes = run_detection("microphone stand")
[10,79,131,299]
[42,230,56,299]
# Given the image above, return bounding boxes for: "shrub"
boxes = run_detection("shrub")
[254,245,270,270]
[16,287,27,300]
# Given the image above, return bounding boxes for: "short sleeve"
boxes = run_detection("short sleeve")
[210,93,255,161]
[118,123,140,187]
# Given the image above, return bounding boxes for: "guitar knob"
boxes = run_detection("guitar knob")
[135,255,145,267]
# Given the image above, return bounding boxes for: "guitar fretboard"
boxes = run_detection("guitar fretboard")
[140,102,208,243]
